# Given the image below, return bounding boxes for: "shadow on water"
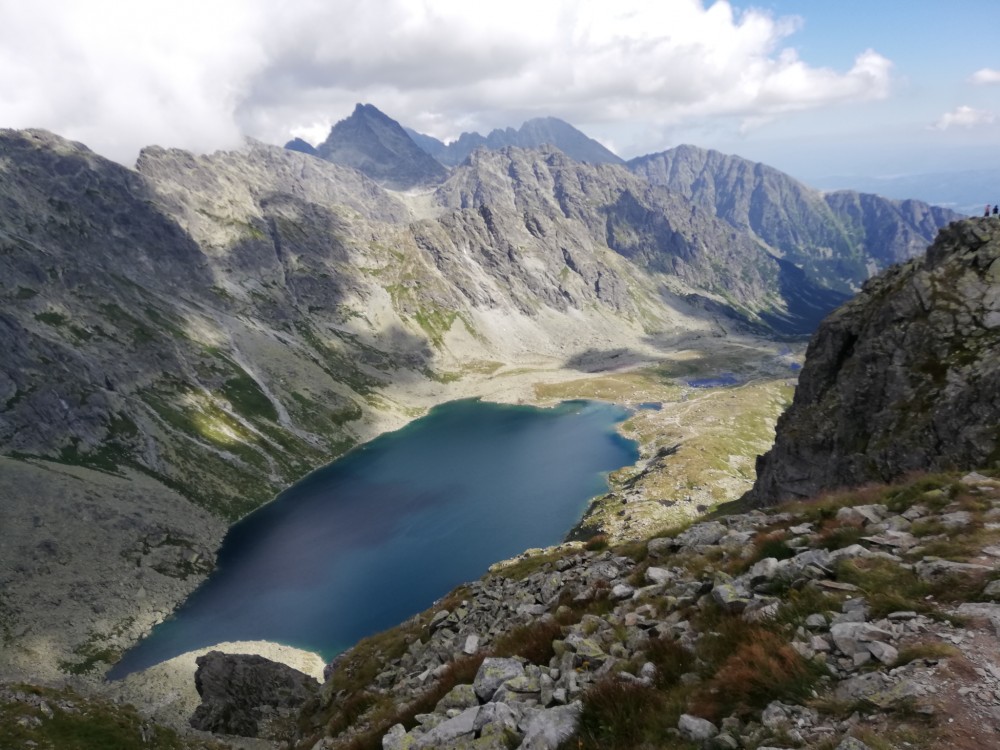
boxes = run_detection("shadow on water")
[109,398,638,679]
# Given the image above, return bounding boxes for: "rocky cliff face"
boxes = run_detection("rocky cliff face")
[314,103,449,189]
[744,218,1000,506]
[435,146,857,334]
[629,144,960,294]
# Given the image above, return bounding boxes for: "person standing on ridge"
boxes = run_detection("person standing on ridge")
[993,205,998,217]
[986,204,992,217]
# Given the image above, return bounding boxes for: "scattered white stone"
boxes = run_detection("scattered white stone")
[867,641,899,666]
[678,713,718,742]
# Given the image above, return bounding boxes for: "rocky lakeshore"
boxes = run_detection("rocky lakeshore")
[276,470,1000,750]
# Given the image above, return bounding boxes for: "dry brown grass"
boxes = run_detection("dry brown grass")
[570,679,692,750]
[690,624,822,721]
[491,619,564,665]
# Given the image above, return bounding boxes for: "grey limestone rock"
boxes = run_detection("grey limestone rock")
[678,713,719,742]
[475,701,519,736]
[915,557,994,582]
[675,521,728,548]
[435,684,479,714]
[647,537,676,558]
[835,738,872,750]
[516,702,582,750]
[645,566,673,584]
[473,658,526,702]
[413,706,478,748]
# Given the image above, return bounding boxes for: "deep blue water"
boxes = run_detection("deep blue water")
[109,399,637,678]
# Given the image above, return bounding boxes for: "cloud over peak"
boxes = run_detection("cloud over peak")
[0,0,895,165]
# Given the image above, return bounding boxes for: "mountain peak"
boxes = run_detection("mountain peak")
[310,103,448,190]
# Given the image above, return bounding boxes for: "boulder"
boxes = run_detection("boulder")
[474,658,526,702]
[189,651,319,738]
[435,683,479,713]
[675,522,727,548]
[645,566,673,585]
[413,706,478,747]
[517,702,582,750]
[915,558,993,582]
[474,701,519,736]
[711,583,752,614]
[610,583,635,601]
[678,713,719,742]
[647,537,676,558]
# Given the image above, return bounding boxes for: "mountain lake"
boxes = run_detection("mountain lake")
[109,398,638,678]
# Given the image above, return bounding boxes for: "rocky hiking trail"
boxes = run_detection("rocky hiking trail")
[256,470,1000,750]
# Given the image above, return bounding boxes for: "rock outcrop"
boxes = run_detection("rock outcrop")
[190,650,319,738]
[745,218,1000,506]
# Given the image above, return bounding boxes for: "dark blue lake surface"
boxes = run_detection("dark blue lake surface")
[110,399,637,678]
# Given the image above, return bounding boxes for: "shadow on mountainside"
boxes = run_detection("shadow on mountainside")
[562,348,649,373]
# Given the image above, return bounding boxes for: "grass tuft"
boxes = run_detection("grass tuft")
[491,619,563,665]
[690,626,822,721]
[571,679,690,750]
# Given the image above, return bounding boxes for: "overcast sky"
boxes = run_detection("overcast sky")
[2,0,998,181]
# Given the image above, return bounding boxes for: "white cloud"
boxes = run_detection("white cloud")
[930,105,996,131]
[971,68,1000,85]
[0,0,895,165]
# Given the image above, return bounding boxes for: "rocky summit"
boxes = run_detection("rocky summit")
[313,104,449,190]
[745,217,1000,507]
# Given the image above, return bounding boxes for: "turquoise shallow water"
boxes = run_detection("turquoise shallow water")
[109,398,637,678]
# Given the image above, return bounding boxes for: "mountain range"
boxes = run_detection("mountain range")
[0,103,972,734]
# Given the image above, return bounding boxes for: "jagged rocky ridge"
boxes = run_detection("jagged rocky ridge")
[629,145,960,294]
[744,218,1000,507]
[404,116,624,167]
[269,471,1000,750]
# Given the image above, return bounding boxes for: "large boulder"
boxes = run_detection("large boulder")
[189,651,319,738]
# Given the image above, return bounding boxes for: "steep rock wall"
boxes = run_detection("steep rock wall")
[744,218,1000,506]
